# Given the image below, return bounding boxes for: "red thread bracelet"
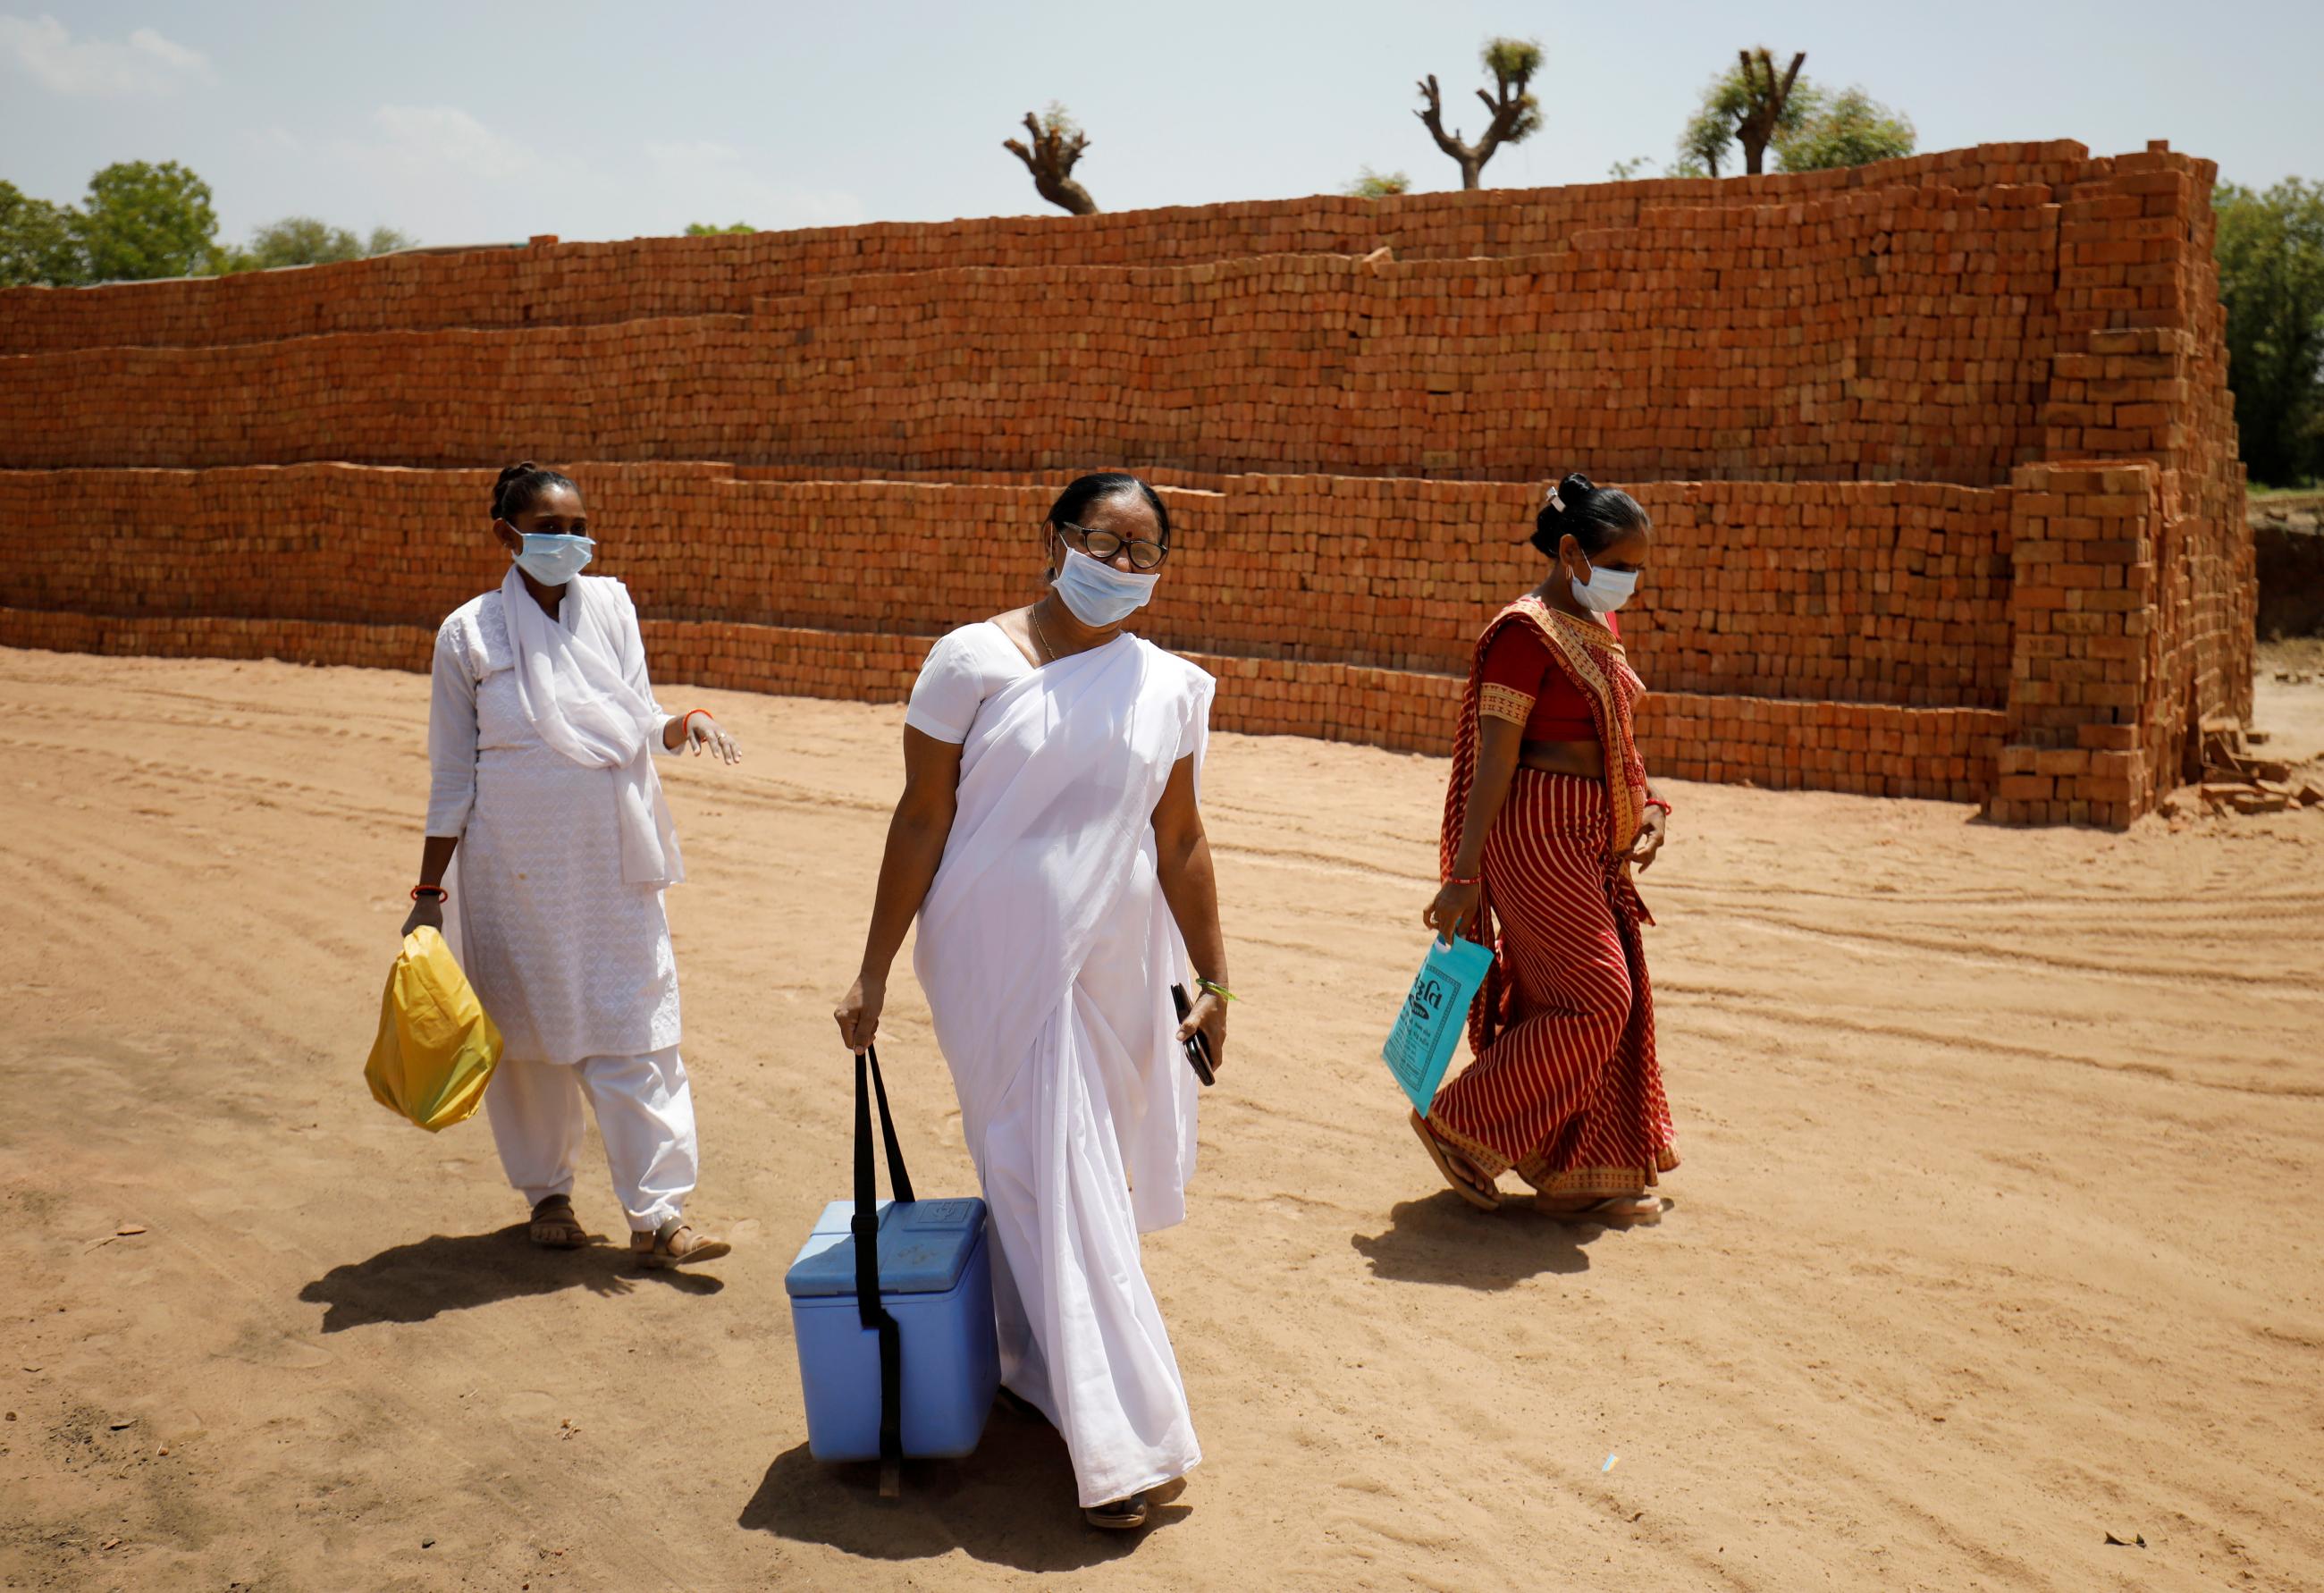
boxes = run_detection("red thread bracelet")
[410,884,447,903]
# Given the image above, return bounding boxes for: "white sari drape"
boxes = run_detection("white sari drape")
[913,634,1212,1508]
[498,564,684,888]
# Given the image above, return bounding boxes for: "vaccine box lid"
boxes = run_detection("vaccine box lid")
[783,1198,988,1300]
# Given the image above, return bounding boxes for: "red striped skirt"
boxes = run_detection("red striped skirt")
[1427,771,1678,1194]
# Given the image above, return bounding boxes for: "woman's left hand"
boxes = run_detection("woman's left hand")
[1177,990,1228,1079]
[669,712,742,764]
[1629,807,1669,872]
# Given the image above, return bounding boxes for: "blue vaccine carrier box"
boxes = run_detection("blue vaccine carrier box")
[783,1194,1000,1462]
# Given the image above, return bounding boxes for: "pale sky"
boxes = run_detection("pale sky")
[3,1,2317,250]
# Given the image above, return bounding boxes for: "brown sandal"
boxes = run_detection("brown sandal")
[632,1218,731,1269]
[1409,1110,1502,1210]
[1537,1192,1663,1225]
[1084,1493,1149,1531]
[528,1195,587,1250]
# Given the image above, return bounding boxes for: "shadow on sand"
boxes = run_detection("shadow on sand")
[738,1401,1187,1572]
[1351,1189,1670,1289]
[298,1223,721,1331]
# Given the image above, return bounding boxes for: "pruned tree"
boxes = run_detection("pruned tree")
[1345,167,1412,199]
[1673,50,1815,179]
[1731,48,1806,176]
[1004,101,1098,216]
[1414,37,1543,191]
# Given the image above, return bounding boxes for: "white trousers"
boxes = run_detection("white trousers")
[484,1047,697,1234]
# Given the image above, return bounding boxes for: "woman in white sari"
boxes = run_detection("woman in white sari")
[401,463,739,1269]
[835,473,1231,1532]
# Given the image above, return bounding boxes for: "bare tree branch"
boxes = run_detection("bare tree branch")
[1414,75,1469,162]
[1734,48,1807,176]
[1002,106,1099,215]
[1413,42,1541,190]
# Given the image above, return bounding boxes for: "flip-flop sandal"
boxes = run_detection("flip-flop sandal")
[1084,1493,1149,1531]
[633,1218,732,1269]
[1409,1110,1502,1211]
[527,1195,587,1250]
[1538,1193,1662,1225]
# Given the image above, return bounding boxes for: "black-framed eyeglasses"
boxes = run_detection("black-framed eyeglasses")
[1057,520,1169,571]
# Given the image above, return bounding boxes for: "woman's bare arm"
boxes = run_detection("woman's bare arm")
[1152,753,1230,1074]
[834,727,963,1050]
[1422,717,1524,940]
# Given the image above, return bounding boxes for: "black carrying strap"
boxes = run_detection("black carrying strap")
[853,1046,914,1496]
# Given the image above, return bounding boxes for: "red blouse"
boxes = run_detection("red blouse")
[1478,613,1618,743]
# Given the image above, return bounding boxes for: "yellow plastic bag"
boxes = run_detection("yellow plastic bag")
[365,925,504,1132]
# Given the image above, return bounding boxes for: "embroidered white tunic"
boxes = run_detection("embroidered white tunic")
[906,620,1213,1508]
[426,577,681,1066]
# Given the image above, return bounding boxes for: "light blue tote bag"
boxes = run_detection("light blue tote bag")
[1381,935,1495,1113]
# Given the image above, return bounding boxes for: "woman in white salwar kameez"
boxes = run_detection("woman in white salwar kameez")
[835,473,1232,1533]
[400,463,739,1269]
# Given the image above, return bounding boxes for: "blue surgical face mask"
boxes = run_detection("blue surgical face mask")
[514,531,594,586]
[1570,560,1638,614]
[1052,545,1160,628]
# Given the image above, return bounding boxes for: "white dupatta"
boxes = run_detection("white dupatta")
[913,632,1211,1229]
[498,565,685,889]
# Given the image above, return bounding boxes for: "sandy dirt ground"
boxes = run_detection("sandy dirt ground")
[2,644,2320,1593]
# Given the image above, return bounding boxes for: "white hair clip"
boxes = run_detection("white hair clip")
[1545,485,1565,514]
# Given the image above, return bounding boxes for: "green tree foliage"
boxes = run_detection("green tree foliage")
[1776,87,1916,172]
[2217,179,2324,486]
[0,180,84,286]
[214,217,418,273]
[685,221,757,235]
[1344,167,1411,199]
[75,160,218,282]
[4,165,415,285]
[1675,56,1914,179]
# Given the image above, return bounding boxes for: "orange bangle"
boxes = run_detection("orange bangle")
[410,884,447,903]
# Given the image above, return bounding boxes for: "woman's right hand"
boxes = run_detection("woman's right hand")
[400,896,445,940]
[1422,880,1482,941]
[834,974,886,1053]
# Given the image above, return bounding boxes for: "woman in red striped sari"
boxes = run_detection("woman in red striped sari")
[1413,473,1678,1221]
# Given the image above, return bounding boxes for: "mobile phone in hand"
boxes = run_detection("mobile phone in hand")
[1170,983,1216,1086]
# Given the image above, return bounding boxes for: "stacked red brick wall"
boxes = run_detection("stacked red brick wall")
[0,142,2092,356]
[0,465,2011,709]
[0,143,2252,824]
[0,190,2061,483]
[1984,149,2253,822]
[0,602,2008,805]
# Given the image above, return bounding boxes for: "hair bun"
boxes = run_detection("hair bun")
[493,461,541,518]
[1543,471,1595,519]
